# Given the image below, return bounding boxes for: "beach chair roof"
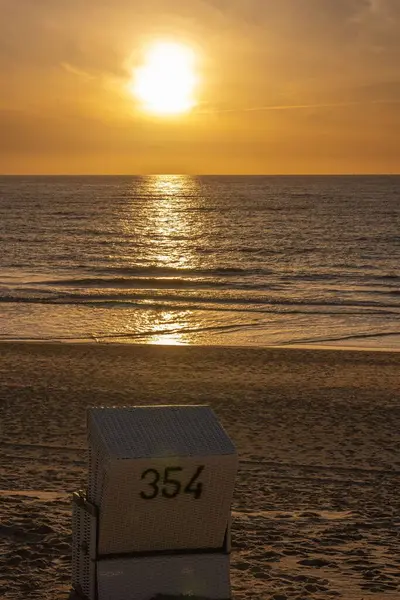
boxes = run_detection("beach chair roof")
[87,405,236,460]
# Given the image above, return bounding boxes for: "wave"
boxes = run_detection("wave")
[5,270,398,291]
[280,272,400,283]
[31,266,260,283]
[33,277,232,289]
[2,324,400,348]
[2,263,398,290]
[1,290,399,316]
[285,330,400,346]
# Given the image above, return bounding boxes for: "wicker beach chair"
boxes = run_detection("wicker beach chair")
[72,405,237,600]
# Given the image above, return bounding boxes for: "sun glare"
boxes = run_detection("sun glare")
[131,42,198,116]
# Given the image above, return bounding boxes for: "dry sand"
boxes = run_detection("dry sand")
[0,342,399,600]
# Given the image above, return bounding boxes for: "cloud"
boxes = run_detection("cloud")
[1,0,399,80]
[0,108,148,154]
[0,0,399,173]
[61,63,96,80]
[205,98,400,115]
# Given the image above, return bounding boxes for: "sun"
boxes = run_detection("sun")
[131,42,198,116]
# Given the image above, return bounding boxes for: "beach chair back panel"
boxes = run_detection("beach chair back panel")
[87,405,237,555]
[96,553,231,600]
[97,454,236,554]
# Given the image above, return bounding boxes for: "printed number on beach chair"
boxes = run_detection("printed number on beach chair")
[140,465,205,500]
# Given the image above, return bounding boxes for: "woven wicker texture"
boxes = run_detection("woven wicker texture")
[97,553,231,600]
[88,406,236,460]
[72,495,97,600]
[97,455,236,554]
[86,405,237,554]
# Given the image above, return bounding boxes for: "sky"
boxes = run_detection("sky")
[1,0,399,174]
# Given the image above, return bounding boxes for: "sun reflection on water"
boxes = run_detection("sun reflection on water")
[143,174,203,270]
[146,309,188,345]
[118,175,207,344]
[149,332,186,345]
[153,174,187,196]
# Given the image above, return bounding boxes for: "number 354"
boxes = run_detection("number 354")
[140,466,205,500]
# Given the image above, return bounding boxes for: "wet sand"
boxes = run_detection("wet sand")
[1,342,400,599]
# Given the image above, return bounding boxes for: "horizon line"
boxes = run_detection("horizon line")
[0,173,399,177]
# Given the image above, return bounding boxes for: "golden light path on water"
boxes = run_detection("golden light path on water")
[149,174,202,270]
[117,175,206,345]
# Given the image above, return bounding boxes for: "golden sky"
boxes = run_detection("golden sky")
[1,0,399,174]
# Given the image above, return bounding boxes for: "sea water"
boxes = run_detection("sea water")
[1,175,399,348]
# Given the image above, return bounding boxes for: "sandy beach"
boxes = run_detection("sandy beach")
[1,342,399,600]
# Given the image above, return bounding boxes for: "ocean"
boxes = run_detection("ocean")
[1,174,399,348]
